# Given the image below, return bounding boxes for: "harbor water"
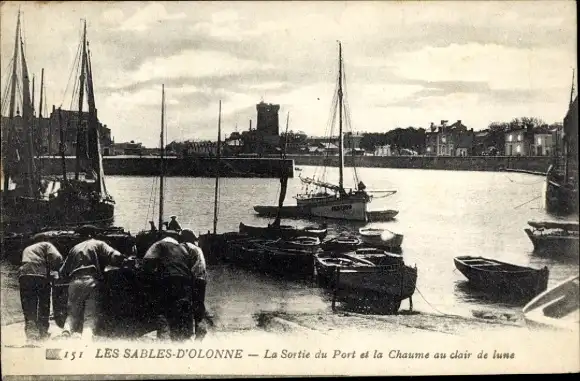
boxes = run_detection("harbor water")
[2,166,578,330]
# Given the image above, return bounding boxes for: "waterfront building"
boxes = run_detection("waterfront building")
[109,140,143,156]
[374,145,392,156]
[504,127,533,156]
[533,126,554,156]
[424,120,474,156]
[44,106,112,156]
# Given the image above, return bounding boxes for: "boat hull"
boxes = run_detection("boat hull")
[454,256,549,301]
[359,229,404,250]
[239,222,327,240]
[253,205,398,222]
[299,197,368,221]
[522,275,579,331]
[524,228,579,255]
[544,165,579,217]
[314,252,416,313]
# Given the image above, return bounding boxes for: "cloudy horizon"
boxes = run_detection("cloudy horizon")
[1,1,577,147]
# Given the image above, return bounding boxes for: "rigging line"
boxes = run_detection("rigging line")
[514,195,542,209]
[503,173,545,185]
[60,38,83,108]
[414,286,463,318]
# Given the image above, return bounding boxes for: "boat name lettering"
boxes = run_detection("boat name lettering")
[331,204,352,212]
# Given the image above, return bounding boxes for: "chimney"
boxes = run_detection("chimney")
[457,120,462,124]
[430,122,436,132]
[249,119,252,131]
[52,105,56,113]
[441,120,448,127]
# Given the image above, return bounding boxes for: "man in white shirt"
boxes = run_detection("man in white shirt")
[19,236,63,340]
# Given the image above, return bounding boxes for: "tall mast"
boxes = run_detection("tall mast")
[75,20,87,180]
[59,108,67,180]
[38,69,44,173]
[213,100,222,235]
[31,75,35,116]
[159,84,165,231]
[337,41,344,193]
[8,11,20,120]
[273,112,290,228]
[21,35,36,197]
[570,68,575,106]
[3,11,21,192]
[39,69,44,118]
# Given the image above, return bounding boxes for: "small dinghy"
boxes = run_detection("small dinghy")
[321,235,363,252]
[523,275,579,331]
[314,250,416,314]
[454,256,549,301]
[359,227,404,249]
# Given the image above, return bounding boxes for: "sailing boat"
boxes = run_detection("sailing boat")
[239,112,328,240]
[254,42,398,222]
[544,69,578,216]
[2,14,113,236]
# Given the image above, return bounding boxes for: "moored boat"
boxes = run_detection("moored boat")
[314,250,416,313]
[359,227,404,250]
[524,220,579,255]
[522,275,579,331]
[454,256,550,301]
[253,42,398,222]
[239,221,328,240]
[320,234,362,252]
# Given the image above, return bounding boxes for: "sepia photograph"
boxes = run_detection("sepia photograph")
[1,0,578,378]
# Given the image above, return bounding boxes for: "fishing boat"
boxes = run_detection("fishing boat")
[314,250,416,313]
[359,227,404,250]
[522,275,579,331]
[454,256,550,301]
[544,71,578,217]
[239,221,327,240]
[524,220,579,254]
[1,16,114,235]
[253,42,398,222]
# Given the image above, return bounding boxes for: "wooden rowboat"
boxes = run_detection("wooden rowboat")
[359,227,404,250]
[239,222,328,240]
[454,256,549,301]
[314,250,416,313]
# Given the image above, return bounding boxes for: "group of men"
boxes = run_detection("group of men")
[17,221,207,343]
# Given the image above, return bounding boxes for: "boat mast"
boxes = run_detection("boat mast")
[273,112,290,228]
[4,11,21,192]
[337,41,344,194]
[213,100,222,235]
[21,34,36,197]
[38,69,44,174]
[565,68,575,181]
[75,21,87,180]
[58,108,67,180]
[159,84,165,231]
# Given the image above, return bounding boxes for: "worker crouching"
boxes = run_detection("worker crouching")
[18,236,63,341]
[143,228,207,342]
[58,226,126,339]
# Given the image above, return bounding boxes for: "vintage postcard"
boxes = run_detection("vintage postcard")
[1,0,578,378]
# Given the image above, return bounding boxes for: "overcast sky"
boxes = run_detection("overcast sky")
[1,1,577,147]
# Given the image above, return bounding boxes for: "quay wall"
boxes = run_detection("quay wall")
[288,154,557,174]
[35,155,563,178]
[35,156,295,178]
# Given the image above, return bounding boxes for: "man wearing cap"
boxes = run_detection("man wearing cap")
[167,216,182,231]
[58,226,126,339]
[18,235,63,341]
[143,229,206,341]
